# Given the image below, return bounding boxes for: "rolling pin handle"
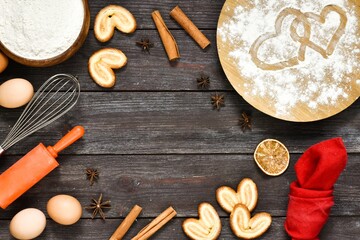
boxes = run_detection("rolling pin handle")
[47,126,85,158]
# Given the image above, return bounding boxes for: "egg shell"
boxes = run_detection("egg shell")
[10,208,46,240]
[47,194,82,225]
[0,51,8,73]
[0,78,34,108]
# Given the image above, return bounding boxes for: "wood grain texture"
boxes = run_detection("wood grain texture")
[0,217,359,239]
[0,0,359,239]
[217,0,360,122]
[0,30,229,91]
[0,154,358,219]
[0,92,359,155]
[88,0,225,30]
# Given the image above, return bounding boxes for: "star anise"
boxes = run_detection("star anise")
[86,193,111,220]
[136,39,154,53]
[85,168,99,186]
[239,112,252,131]
[197,74,210,89]
[211,93,225,110]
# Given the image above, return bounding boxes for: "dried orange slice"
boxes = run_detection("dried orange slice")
[254,139,289,176]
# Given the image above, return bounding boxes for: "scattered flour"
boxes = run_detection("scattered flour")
[218,0,359,116]
[0,0,84,60]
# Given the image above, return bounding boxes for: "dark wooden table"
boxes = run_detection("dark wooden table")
[0,1,359,239]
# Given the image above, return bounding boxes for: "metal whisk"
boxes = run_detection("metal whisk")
[0,74,80,156]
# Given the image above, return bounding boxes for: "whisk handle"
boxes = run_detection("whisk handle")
[0,147,4,157]
[47,126,85,158]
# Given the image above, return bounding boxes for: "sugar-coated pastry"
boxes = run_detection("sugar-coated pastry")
[230,203,272,239]
[182,203,221,240]
[94,5,136,42]
[88,48,127,88]
[216,178,258,213]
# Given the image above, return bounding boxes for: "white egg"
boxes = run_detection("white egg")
[0,78,34,108]
[10,208,46,240]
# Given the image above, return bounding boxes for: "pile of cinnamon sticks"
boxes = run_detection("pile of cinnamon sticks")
[152,5,211,61]
[109,205,177,240]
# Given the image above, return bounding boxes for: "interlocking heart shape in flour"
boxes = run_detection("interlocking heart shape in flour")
[250,5,347,71]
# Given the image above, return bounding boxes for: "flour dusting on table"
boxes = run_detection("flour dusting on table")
[0,0,84,60]
[218,0,359,116]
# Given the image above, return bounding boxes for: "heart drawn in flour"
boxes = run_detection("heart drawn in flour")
[230,203,272,239]
[291,5,347,61]
[182,203,222,240]
[216,178,258,213]
[250,5,347,71]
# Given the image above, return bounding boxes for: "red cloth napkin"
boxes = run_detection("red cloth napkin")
[284,138,347,240]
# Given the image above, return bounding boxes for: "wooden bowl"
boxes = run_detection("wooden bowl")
[0,0,90,67]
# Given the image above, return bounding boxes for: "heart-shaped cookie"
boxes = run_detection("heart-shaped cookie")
[94,5,136,42]
[291,4,347,60]
[230,204,272,239]
[182,203,221,240]
[216,178,258,213]
[88,48,127,88]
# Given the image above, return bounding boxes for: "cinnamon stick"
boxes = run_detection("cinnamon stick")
[131,207,177,240]
[109,205,142,240]
[170,6,211,49]
[151,10,180,61]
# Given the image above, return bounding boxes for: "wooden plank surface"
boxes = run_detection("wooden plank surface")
[0,0,359,239]
[0,217,359,239]
[1,30,230,91]
[87,0,225,30]
[0,154,358,219]
[1,93,359,155]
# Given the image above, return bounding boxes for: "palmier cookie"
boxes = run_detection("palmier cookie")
[182,203,221,240]
[216,178,258,213]
[88,48,127,88]
[230,204,272,239]
[94,5,136,42]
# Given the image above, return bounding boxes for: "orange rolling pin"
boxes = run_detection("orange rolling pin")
[0,126,85,209]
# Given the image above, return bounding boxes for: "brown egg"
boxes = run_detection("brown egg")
[0,78,34,108]
[0,51,8,73]
[47,195,82,225]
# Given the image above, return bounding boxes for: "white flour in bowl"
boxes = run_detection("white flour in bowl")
[218,0,359,116]
[0,0,84,60]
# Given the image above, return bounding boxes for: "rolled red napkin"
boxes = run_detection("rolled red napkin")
[284,138,347,240]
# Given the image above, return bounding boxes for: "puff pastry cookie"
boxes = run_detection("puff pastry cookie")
[182,203,221,240]
[230,204,272,239]
[94,5,136,42]
[88,48,127,88]
[216,178,258,213]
